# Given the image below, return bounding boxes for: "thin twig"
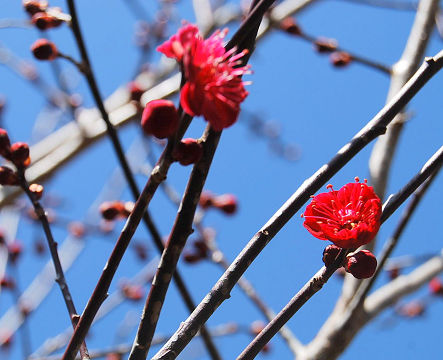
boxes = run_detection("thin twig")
[236,144,443,359]
[17,169,90,360]
[151,49,443,360]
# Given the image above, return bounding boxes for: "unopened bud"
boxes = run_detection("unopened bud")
[344,250,377,279]
[0,129,11,157]
[0,167,18,186]
[29,183,43,199]
[172,138,203,166]
[213,194,238,215]
[330,51,352,67]
[32,12,62,30]
[314,38,338,53]
[280,17,302,35]
[9,142,30,168]
[322,244,341,267]
[141,100,179,139]
[31,39,58,61]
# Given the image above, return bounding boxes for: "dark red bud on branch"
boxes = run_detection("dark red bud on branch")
[172,138,203,166]
[31,39,58,60]
[141,99,179,139]
[345,250,377,279]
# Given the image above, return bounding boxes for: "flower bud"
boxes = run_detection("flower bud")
[330,51,352,67]
[68,221,86,238]
[99,201,126,221]
[199,191,214,209]
[213,194,238,215]
[29,183,43,199]
[0,167,18,186]
[429,277,443,296]
[8,241,23,263]
[31,39,58,60]
[314,38,338,53]
[120,283,144,301]
[0,276,15,290]
[0,129,11,157]
[172,138,203,166]
[9,142,30,168]
[345,250,377,279]
[398,301,425,318]
[280,17,302,35]
[128,81,144,102]
[322,244,341,267]
[32,12,62,30]
[133,242,148,261]
[23,0,48,16]
[141,100,179,139]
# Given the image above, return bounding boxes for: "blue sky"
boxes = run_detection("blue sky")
[1,0,443,359]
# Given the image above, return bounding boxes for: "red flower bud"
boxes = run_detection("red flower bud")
[183,252,203,264]
[8,241,23,263]
[133,242,148,261]
[99,201,126,221]
[68,221,86,238]
[34,239,45,255]
[429,277,443,295]
[31,39,58,61]
[330,51,352,67]
[0,276,15,290]
[280,17,302,35]
[398,301,425,318]
[141,99,179,139]
[0,129,11,157]
[322,244,341,267]
[120,283,144,301]
[213,194,238,215]
[9,142,30,168]
[23,0,48,16]
[314,38,338,53]
[128,81,144,102]
[29,183,44,199]
[199,191,214,209]
[172,138,203,166]
[345,250,377,279]
[0,167,18,186]
[388,266,400,280]
[31,12,62,30]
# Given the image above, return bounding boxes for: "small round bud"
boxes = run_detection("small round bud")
[9,142,30,168]
[106,353,122,360]
[280,17,302,35]
[213,194,238,215]
[0,276,15,290]
[314,38,338,53]
[120,283,144,301]
[429,277,443,296]
[330,51,352,67]
[99,201,125,221]
[199,191,214,209]
[68,221,86,238]
[398,301,425,318]
[322,244,341,267]
[0,129,11,157]
[172,138,203,166]
[23,0,48,16]
[8,241,23,263]
[0,167,18,186]
[345,250,377,279]
[29,183,43,199]
[183,252,203,264]
[34,239,45,255]
[128,81,144,102]
[388,266,400,280]
[31,39,58,61]
[132,242,148,261]
[141,99,179,139]
[31,12,62,30]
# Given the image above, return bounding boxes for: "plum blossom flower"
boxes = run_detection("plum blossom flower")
[302,178,382,249]
[157,24,250,131]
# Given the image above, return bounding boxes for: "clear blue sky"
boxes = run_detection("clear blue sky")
[1,0,442,359]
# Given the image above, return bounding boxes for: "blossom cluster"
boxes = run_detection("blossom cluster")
[157,24,250,131]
